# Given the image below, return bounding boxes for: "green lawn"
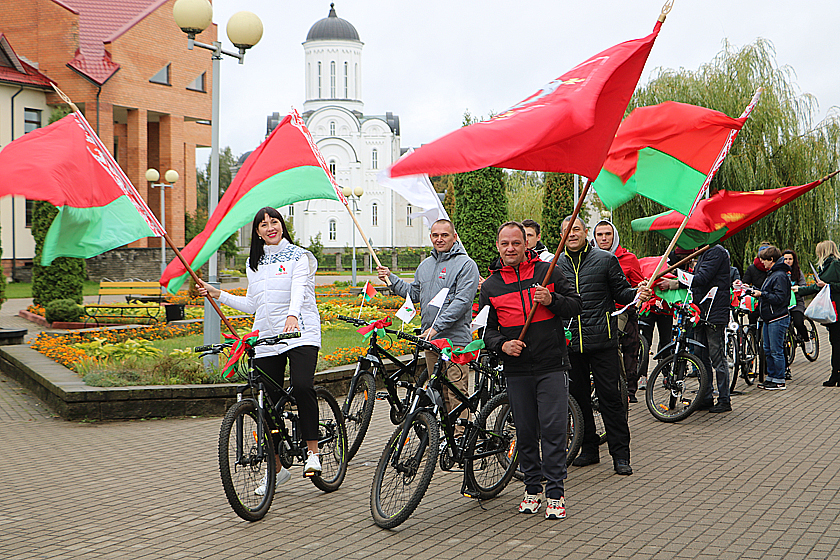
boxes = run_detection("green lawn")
[5,281,101,299]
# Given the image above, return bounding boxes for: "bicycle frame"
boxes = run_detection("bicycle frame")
[652,303,705,361]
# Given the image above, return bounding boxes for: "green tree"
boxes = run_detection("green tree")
[540,173,575,249]
[442,175,456,221]
[191,146,240,258]
[31,201,85,305]
[308,233,324,262]
[613,39,840,270]
[505,170,544,223]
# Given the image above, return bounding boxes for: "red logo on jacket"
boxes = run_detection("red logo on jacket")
[439,267,447,279]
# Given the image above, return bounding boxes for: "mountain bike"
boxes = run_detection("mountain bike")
[645,301,711,422]
[784,315,819,366]
[370,332,519,529]
[336,315,426,460]
[727,306,761,392]
[196,333,348,522]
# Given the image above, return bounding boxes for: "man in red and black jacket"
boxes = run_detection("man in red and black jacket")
[479,222,582,520]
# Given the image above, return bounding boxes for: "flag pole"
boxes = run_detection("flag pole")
[342,202,391,286]
[518,177,592,340]
[50,83,240,339]
[648,88,764,283]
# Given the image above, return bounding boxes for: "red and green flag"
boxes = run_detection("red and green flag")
[631,174,838,249]
[593,101,752,214]
[160,109,346,293]
[362,281,378,302]
[0,111,165,265]
[389,19,663,179]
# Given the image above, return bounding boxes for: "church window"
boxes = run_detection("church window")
[329,159,336,176]
[330,121,336,136]
[288,205,294,217]
[371,148,378,170]
[406,205,412,227]
[329,219,337,241]
[330,61,336,98]
[371,202,378,226]
[344,62,348,98]
[318,62,322,97]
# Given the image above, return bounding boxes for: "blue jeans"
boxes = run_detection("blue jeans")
[763,315,791,383]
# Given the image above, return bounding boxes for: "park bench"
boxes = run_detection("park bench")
[83,281,165,325]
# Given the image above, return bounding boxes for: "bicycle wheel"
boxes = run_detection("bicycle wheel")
[370,410,439,529]
[344,372,376,461]
[645,351,709,423]
[218,399,275,522]
[309,387,348,493]
[741,328,759,385]
[803,318,820,362]
[566,394,583,466]
[727,330,739,392]
[464,393,519,499]
[784,327,795,367]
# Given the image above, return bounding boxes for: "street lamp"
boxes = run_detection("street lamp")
[146,168,179,275]
[341,184,364,286]
[173,0,262,363]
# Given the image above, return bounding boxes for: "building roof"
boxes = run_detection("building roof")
[306,3,360,42]
[0,34,53,89]
[55,0,168,85]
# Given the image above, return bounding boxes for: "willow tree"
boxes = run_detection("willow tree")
[613,39,840,271]
[505,170,544,223]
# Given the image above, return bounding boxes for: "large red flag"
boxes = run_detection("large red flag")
[389,20,663,179]
[631,173,839,249]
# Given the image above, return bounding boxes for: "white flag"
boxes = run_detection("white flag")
[701,286,718,303]
[378,148,450,228]
[676,268,694,287]
[428,287,449,308]
[395,294,417,323]
[470,305,490,332]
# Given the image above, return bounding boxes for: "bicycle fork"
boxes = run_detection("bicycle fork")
[390,387,436,474]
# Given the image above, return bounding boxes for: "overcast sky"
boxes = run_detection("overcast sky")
[204,0,840,162]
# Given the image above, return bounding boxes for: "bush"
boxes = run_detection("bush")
[45,299,84,323]
[31,201,85,305]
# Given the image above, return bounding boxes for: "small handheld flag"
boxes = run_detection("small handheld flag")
[470,305,490,333]
[700,286,718,303]
[428,287,449,308]
[363,281,378,302]
[396,294,417,324]
[676,269,694,288]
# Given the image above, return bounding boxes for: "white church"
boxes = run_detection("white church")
[262,4,429,251]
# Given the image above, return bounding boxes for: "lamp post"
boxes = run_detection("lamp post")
[146,168,179,275]
[341,185,364,286]
[173,0,262,365]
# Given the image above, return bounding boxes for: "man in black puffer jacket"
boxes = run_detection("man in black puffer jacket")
[480,222,582,519]
[691,243,733,413]
[558,216,650,475]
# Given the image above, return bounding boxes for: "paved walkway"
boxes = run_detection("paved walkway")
[1,323,840,559]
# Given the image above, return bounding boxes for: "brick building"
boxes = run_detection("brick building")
[0,0,214,279]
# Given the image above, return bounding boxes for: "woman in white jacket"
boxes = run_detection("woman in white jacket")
[199,207,321,494]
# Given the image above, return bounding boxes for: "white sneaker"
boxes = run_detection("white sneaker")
[638,376,647,390]
[254,466,291,496]
[304,451,322,477]
[806,340,814,353]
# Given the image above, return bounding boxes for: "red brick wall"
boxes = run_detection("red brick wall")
[0,0,215,248]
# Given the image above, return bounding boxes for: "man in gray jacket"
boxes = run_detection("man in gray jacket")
[377,219,480,435]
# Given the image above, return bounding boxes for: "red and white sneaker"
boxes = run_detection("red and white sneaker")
[545,496,566,520]
[519,492,543,514]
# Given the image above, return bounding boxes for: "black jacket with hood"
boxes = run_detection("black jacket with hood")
[758,258,792,323]
[690,244,732,325]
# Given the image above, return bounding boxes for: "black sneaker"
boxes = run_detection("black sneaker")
[760,381,786,391]
[628,394,638,404]
[696,400,715,410]
[708,402,732,413]
[613,459,633,475]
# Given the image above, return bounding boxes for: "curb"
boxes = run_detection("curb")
[0,344,408,421]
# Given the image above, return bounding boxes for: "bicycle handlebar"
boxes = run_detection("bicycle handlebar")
[337,314,369,327]
[397,331,438,353]
[193,332,301,354]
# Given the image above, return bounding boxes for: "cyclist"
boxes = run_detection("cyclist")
[198,206,322,495]
[783,249,811,364]
[480,221,581,520]
[799,240,840,386]
[522,219,554,262]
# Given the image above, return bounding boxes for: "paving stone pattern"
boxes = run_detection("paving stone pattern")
[2,329,840,559]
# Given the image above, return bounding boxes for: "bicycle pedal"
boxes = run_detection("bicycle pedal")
[375,391,389,401]
[304,470,321,478]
